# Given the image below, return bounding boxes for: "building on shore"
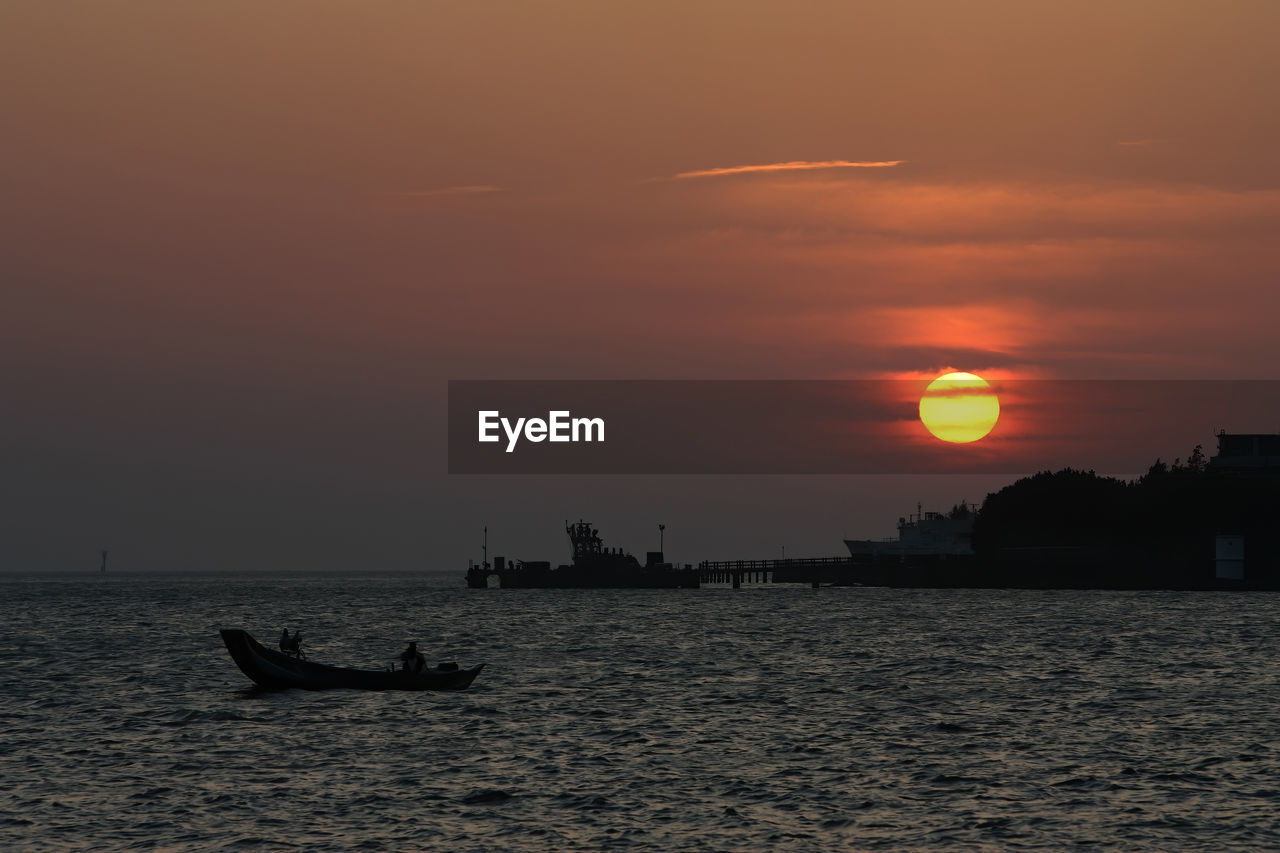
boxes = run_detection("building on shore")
[1208,432,1280,474]
[1208,432,1280,582]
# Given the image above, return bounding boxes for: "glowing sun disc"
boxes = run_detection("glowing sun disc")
[919,371,1000,443]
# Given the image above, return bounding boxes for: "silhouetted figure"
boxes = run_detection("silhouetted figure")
[399,642,426,674]
[279,628,303,657]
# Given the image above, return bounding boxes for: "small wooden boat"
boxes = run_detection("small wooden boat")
[220,629,484,691]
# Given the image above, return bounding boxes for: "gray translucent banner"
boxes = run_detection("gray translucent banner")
[448,380,1280,474]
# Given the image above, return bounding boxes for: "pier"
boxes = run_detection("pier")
[467,519,977,590]
[698,556,861,588]
[697,554,976,588]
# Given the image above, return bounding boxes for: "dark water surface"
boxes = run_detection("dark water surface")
[3,574,1280,850]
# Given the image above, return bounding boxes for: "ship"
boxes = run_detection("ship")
[466,520,701,589]
[826,502,979,586]
[844,502,975,560]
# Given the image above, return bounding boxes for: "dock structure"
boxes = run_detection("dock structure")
[698,556,864,588]
[698,553,978,588]
[698,503,980,587]
[466,520,700,589]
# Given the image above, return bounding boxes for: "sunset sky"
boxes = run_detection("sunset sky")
[4,1,1279,570]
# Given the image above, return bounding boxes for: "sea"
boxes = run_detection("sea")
[3,573,1280,851]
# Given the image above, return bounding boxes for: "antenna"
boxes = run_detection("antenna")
[482,525,488,569]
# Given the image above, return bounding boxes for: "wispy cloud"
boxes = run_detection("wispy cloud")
[391,185,505,197]
[658,160,905,181]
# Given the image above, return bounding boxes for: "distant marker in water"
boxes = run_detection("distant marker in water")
[101,550,108,573]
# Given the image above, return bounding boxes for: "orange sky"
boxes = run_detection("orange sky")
[3,1,1279,569]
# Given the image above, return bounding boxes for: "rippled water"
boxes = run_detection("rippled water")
[3,573,1280,850]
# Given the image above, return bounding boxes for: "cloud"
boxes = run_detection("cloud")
[656,176,1280,248]
[391,185,505,197]
[534,172,1280,378]
[659,160,905,181]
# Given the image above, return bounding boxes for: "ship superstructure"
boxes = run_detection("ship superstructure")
[466,521,700,589]
[844,503,975,560]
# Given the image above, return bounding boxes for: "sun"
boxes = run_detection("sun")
[918,371,1000,443]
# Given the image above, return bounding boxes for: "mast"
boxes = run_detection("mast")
[100,550,108,573]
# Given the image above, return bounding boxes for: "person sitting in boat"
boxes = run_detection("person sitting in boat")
[279,628,303,657]
[399,642,426,674]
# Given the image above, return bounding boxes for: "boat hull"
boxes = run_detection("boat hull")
[219,629,484,691]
